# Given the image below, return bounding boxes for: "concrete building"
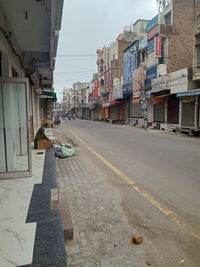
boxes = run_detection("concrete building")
[0,0,64,265]
[122,20,149,122]
[0,0,62,177]
[96,23,148,122]
[137,0,200,131]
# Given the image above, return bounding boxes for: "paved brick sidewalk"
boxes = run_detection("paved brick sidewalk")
[56,134,148,267]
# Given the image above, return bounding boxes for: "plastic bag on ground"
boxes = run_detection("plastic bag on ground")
[61,146,75,157]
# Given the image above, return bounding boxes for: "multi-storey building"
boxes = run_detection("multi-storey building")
[122,20,149,121]
[145,0,200,131]
[96,26,142,122]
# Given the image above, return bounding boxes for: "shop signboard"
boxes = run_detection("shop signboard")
[133,91,141,98]
[139,36,147,50]
[151,96,166,104]
[132,98,141,104]
[151,75,168,92]
[181,96,195,103]
[176,90,200,97]
[169,68,188,94]
[154,36,162,57]
[22,51,50,68]
[146,15,159,32]
[102,102,110,107]
[146,65,157,86]
[148,39,155,53]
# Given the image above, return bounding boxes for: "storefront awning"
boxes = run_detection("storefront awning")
[132,98,141,104]
[176,89,200,97]
[40,90,57,102]
[151,95,167,104]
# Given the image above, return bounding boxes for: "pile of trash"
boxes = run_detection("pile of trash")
[53,142,75,158]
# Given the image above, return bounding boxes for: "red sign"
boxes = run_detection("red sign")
[93,78,99,97]
[154,36,162,58]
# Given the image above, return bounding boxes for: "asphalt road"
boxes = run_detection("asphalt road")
[61,119,200,266]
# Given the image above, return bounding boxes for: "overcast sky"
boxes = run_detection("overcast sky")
[54,0,158,101]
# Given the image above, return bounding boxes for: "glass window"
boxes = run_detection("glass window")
[197,45,200,64]
[165,12,171,25]
[0,79,31,179]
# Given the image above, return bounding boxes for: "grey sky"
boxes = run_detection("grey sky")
[54,0,158,101]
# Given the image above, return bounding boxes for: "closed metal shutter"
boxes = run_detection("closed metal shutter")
[167,96,179,124]
[182,102,194,127]
[130,103,142,118]
[110,105,118,120]
[153,103,165,122]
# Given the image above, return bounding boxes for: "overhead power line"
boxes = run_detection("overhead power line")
[54,69,96,75]
[57,54,96,58]
[54,75,91,84]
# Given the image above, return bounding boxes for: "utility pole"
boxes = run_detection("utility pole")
[129,48,148,130]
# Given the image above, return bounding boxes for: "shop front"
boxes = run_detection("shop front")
[132,97,142,118]
[167,94,179,124]
[152,96,166,123]
[176,89,200,129]
[0,78,31,179]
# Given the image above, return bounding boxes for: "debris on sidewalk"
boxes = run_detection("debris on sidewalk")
[132,233,143,244]
[53,142,75,158]
[178,259,184,264]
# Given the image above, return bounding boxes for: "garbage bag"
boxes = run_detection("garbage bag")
[61,146,75,157]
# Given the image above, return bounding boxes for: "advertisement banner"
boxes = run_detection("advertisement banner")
[146,15,159,32]
[154,36,162,57]
[139,36,147,50]
[148,39,154,53]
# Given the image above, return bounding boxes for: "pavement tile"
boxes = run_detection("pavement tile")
[55,131,147,267]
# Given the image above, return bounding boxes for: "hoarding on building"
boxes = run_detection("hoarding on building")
[123,42,139,90]
[146,65,157,86]
[154,36,162,57]
[151,76,168,92]
[148,39,154,53]
[133,91,141,98]
[139,36,147,50]
[93,78,99,97]
[146,15,159,32]
[169,68,188,94]
[177,90,200,97]
[152,68,188,94]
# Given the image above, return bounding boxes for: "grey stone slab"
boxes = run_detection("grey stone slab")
[32,216,67,267]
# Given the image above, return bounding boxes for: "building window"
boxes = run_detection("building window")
[0,78,31,179]
[165,12,171,25]
[161,38,168,64]
[12,67,18,77]
[197,45,200,65]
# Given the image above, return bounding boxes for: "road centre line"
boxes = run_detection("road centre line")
[70,129,200,241]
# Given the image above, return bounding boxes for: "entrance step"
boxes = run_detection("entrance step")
[52,198,73,240]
